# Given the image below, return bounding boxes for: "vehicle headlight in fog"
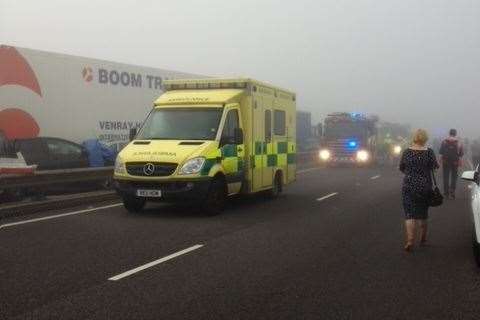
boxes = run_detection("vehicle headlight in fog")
[319,149,331,161]
[393,145,402,155]
[179,157,206,175]
[356,150,369,162]
[114,157,126,174]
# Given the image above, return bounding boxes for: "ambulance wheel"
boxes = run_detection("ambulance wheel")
[203,177,227,215]
[123,196,146,213]
[268,172,283,198]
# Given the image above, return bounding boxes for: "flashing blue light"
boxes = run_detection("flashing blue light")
[345,139,359,150]
[350,112,365,120]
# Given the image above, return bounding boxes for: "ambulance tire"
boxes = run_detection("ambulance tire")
[203,177,227,216]
[268,172,283,198]
[123,196,146,213]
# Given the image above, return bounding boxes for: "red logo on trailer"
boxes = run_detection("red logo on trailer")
[0,46,42,96]
[0,108,39,139]
[0,46,41,139]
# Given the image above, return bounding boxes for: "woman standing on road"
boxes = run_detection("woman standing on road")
[399,129,439,252]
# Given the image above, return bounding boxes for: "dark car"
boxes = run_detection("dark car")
[0,137,91,202]
[12,137,89,170]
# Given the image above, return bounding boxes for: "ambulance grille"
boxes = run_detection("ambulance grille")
[126,162,177,177]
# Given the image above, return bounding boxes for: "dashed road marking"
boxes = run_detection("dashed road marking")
[370,175,381,180]
[316,192,338,202]
[0,203,123,230]
[108,244,204,281]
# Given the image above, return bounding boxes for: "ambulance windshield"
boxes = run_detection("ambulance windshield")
[137,107,222,140]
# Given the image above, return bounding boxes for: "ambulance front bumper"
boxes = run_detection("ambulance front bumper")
[114,177,212,202]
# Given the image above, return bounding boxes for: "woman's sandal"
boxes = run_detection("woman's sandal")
[404,242,414,252]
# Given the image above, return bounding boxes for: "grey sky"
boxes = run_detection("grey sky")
[1,0,479,138]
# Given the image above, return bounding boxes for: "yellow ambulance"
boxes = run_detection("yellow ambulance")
[114,78,296,214]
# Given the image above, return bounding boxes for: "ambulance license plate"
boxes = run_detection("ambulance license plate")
[136,189,162,198]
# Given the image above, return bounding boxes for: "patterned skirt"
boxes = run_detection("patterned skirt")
[402,186,429,220]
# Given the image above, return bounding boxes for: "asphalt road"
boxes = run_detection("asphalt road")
[1,166,479,320]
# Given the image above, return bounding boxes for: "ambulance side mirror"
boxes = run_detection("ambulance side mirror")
[234,128,244,145]
[129,128,137,141]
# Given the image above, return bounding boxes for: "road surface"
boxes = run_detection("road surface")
[1,166,479,319]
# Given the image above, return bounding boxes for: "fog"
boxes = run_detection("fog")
[1,0,479,138]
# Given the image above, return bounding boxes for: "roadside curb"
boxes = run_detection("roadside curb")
[0,191,119,220]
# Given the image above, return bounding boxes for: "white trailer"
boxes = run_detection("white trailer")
[0,45,199,151]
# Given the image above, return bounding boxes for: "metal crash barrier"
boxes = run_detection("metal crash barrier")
[0,153,320,216]
[1,152,319,190]
[296,151,319,165]
[0,167,114,189]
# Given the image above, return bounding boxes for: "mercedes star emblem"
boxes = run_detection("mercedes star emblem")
[143,163,155,176]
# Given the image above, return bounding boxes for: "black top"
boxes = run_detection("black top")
[400,148,438,174]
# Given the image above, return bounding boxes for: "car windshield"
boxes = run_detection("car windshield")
[136,107,223,140]
[325,123,366,139]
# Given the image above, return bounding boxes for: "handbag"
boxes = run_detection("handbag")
[428,169,443,207]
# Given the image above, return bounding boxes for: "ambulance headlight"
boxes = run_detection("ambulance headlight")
[393,145,402,155]
[114,156,126,174]
[319,149,331,161]
[180,157,206,175]
[356,150,369,162]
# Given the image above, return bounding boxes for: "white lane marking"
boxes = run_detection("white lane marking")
[370,175,381,180]
[298,167,321,174]
[0,203,122,230]
[316,192,338,202]
[108,244,204,281]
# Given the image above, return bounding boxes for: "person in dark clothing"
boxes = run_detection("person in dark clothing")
[399,129,439,252]
[439,129,464,199]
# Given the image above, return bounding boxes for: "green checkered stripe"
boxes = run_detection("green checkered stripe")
[251,141,296,168]
[200,145,245,176]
